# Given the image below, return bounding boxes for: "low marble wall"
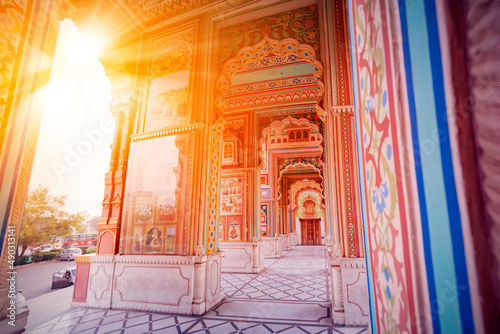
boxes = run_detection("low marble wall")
[72,253,225,315]
[261,237,282,258]
[219,241,264,273]
[290,233,298,246]
[329,257,369,326]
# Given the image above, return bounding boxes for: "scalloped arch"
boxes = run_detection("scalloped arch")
[296,189,324,218]
[277,161,324,200]
[216,37,326,120]
[288,179,324,211]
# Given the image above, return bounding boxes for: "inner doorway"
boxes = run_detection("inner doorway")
[300,218,321,245]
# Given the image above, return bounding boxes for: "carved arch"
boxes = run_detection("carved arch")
[258,116,323,170]
[295,189,324,218]
[277,160,324,200]
[216,37,326,120]
[288,179,324,211]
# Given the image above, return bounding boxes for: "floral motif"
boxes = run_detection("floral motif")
[351,0,413,332]
[206,118,226,254]
[218,6,319,68]
[372,182,388,214]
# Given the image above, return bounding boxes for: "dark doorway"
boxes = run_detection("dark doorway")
[300,218,321,245]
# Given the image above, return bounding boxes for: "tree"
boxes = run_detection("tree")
[19,186,87,256]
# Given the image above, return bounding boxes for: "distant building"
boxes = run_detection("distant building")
[86,216,99,233]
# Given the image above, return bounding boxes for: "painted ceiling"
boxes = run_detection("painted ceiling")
[119,0,219,28]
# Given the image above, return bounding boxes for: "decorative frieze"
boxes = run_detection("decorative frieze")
[131,122,205,141]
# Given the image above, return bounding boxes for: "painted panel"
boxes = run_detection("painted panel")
[349,0,416,332]
[227,216,242,241]
[350,0,477,332]
[260,204,268,237]
[120,133,193,255]
[220,177,243,215]
[144,31,194,132]
[206,118,226,253]
[219,171,249,242]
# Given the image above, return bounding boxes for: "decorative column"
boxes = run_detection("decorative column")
[97,87,131,255]
[330,106,363,258]
[322,0,367,327]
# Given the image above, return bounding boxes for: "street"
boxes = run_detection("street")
[15,259,77,300]
[14,259,80,331]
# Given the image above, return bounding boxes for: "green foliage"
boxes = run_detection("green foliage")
[14,256,27,266]
[34,254,44,262]
[19,186,88,256]
[81,247,97,254]
[42,252,59,261]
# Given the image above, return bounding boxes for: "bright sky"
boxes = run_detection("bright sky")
[29,19,114,217]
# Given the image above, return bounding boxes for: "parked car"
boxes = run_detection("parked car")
[59,248,82,261]
[51,267,76,289]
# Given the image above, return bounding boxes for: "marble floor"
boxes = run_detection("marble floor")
[28,246,368,333]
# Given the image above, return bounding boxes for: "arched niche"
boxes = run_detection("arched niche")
[295,189,324,218]
[216,37,326,121]
[288,179,325,211]
[277,158,324,201]
[258,115,323,170]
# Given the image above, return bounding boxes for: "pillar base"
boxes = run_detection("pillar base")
[219,241,264,273]
[279,234,292,251]
[329,257,369,326]
[261,237,282,258]
[72,253,224,315]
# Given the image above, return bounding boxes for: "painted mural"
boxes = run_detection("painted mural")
[218,176,244,241]
[227,216,242,241]
[260,204,268,236]
[350,0,416,332]
[220,177,243,215]
[218,5,320,68]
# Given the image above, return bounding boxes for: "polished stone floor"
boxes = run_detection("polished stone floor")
[29,246,368,333]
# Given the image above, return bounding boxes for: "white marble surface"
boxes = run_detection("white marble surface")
[33,247,368,333]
